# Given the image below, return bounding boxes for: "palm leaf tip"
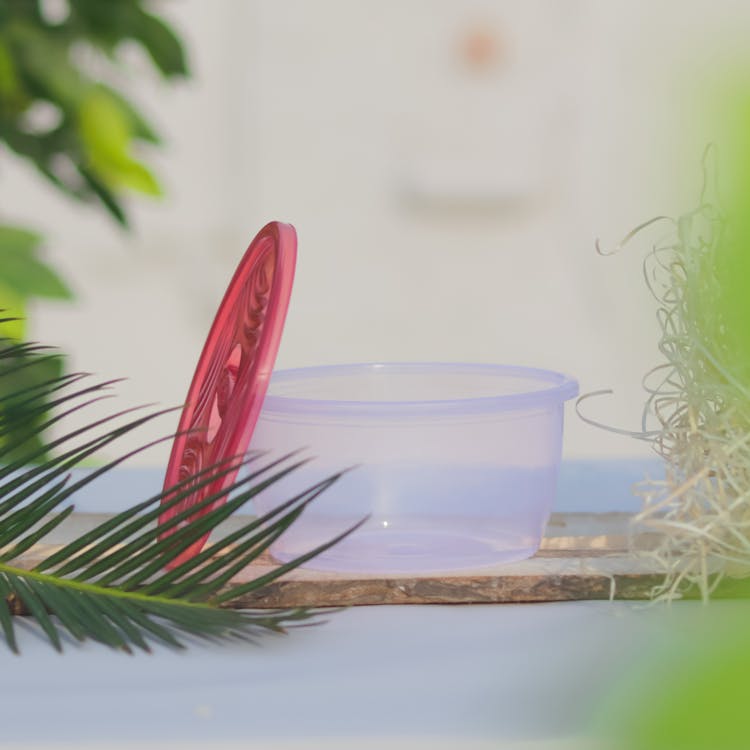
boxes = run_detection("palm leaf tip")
[0,338,355,653]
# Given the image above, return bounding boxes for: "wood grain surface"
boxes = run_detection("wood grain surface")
[13,511,666,607]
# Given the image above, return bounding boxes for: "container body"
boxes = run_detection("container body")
[249,363,578,573]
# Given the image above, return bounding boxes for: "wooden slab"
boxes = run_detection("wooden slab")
[226,512,664,607]
[13,512,666,607]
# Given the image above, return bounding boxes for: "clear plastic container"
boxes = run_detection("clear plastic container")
[249,363,578,573]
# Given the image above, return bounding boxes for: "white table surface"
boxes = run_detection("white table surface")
[4,596,739,749]
[2,460,716,750]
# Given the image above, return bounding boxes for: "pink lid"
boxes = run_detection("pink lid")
[158,221,297,564]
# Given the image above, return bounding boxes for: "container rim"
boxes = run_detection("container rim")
[260,362,579,417]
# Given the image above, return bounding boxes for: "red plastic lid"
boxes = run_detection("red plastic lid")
[158,221,297,564]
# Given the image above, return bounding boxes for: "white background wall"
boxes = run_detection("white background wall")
[2,0,749,466]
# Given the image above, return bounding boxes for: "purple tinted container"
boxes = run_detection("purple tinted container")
[249,363,578,573]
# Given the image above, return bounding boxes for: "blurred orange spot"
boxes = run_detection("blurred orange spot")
[461,26,502,70]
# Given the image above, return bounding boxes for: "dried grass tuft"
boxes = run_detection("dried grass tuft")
[583,148,750,601]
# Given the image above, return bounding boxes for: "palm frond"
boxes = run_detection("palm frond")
[0,337,358,654]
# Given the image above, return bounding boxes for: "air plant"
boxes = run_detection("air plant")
[0,329,357,653]
[584,145,750,601]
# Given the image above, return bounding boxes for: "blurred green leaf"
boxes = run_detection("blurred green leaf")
[0,224,41,252]
[78,90,162,196]
[78,90,131,163]
[0,340,63,461]
[77,165,128,226]
[0,38,20,100]
[0,225,72,300]
[1,1,41,24]
[0,249,72,300]
[6,20,86,109]
[594,612,750,750]
[99,85,161,145]
[129,9,188,78]
[68,0,188,78]
[101,155,161,196]
[0,125,104,228]
[0,285,25,339]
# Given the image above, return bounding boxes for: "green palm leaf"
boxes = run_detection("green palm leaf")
[0,336,360,654]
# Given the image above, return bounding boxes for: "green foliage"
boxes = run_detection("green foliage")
[708,104,750,388]
[0,0,187,221]
[0,0,189,448]
[0,332,64,462]
[592,609,750,750]
[0,335,358,654]
[0,225,71,300]
[0,227,71,340]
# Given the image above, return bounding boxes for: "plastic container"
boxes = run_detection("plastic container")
[159,223,581,575]
[249,362,578,573]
